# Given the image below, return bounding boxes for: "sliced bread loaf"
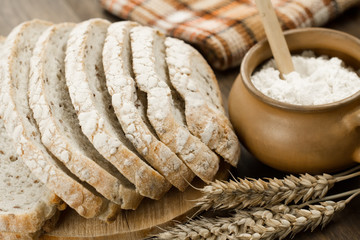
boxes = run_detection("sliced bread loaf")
[130,26,220,183]
[103,21,195,191]
[65,18,171,199]
[29,22,142,209]
[0,36,61,238]
[165,38,241,167]
[0,19,111,220]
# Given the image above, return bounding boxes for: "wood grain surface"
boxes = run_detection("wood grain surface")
[1,0,360,239]
[42,163,229,240]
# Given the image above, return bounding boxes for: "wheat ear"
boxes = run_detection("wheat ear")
[157,190,360,240]
[196,168,360,211]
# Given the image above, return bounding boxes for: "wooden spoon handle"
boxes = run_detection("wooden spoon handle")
[255,0,294,75]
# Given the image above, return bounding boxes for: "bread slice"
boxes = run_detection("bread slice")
[1,213,61,240]
[165,37,241,167]
[0,36,61,238]
[103,21,195,191]
[0,19,113,220]
[130,26,220,183]
[29,22,142,209]
[0,121,60,236]
[65,18,171,199]
[0,210,61,240]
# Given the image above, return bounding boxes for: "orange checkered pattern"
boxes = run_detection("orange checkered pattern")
[101,0,360,70]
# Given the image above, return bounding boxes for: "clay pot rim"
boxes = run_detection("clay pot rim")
[241,27,360,112]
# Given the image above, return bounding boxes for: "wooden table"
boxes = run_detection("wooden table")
[1,1,360,239]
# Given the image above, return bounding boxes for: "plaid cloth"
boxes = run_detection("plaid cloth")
[101,0,360,70]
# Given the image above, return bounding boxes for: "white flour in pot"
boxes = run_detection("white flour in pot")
[251,51,360,105]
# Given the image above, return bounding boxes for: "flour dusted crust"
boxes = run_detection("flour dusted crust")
[29,23,142,210]
[65,18,171,200]
[0,20,106,219]
[103,21,195,191]
[165,38,241,167]
[131,26,220,182]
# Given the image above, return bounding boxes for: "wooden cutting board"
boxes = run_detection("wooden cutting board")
[41,162,230,240]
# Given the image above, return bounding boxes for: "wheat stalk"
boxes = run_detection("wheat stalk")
[157,190,360,240]
[196,168,360,211]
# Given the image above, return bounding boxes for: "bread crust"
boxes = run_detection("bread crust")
[103,21,195,191]
[165,37,241,167]
[65,18,171,200]
[0,231,39,240]
[0,20,105,219]
[0,207,60,239]
[29,22,142,209]
[0,187,61,234]
[131,26,220,183]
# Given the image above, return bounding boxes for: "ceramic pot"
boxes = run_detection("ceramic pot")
[228,28,360,173]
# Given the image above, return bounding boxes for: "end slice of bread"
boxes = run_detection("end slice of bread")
[165,37,241,167]
[65,18,171,200]
[29,22,142,209]
[103,21,195,191]
[131,26,220,183]
[0,19,111,220]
